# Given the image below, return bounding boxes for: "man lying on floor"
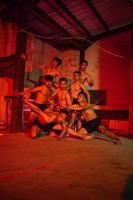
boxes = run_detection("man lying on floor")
[68,92,121,144]
[23,98,91,140]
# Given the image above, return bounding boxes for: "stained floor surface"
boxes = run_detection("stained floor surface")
[0,132,133,200]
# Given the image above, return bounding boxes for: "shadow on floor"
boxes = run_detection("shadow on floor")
[122,175,133,200]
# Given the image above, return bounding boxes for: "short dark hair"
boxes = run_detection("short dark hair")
[60,109,69,117]
[80,59,88,66]
[59,77,67,83]
[78,92,88,102]
[37,76,45,86]
[74,71,81,75]
[53,57,62,67]
[44,75,53,82]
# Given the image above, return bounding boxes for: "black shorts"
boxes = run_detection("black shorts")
[82,117,101,133]
[72,98,78,104]
[32,103,48,113]
[52,129,62,135]
[33,118,55,131]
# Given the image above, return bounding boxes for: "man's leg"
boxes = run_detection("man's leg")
[68,127,94,140]
[98,125,120,141]
[24,125,40,139]
[24,99,56,124]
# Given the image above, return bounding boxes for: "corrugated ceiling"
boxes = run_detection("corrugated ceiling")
[0,0,133,50]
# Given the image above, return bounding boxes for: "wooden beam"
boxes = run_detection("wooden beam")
[10,0,29,132]
[32,6,81,49]
[93,23,133,41]
[80,49,85,64]
[48,0,92,37]
[28,26,76,50]
[86,0,109,31]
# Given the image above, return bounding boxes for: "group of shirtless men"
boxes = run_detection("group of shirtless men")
[17,56,120,144]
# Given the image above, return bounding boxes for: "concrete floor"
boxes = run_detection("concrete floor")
[0,132,133,200]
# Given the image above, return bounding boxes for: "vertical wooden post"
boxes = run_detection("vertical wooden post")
[80,48,85,64]
[11,1,29,132]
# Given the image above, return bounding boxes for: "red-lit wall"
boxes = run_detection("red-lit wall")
[99,39,130,107]
[129,59,133,133]
[85,36,131,133]
[0,21,16,57]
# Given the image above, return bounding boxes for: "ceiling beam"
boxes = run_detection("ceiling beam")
[86,0,109,31]
[28,26,60,49]
[52,0,92,37]
[93,23,133,41]
[80,49,85,64]
[28,26,75,50]
[32,6,82,49]
[128,0,133,6]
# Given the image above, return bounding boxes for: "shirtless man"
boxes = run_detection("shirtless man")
[68,92,120,143]
[24,98,89,140]
[61,58,78,90]
[17,75,53,122]
[38,57,62,89]
[69,71,90,128]
[70,71,90,104]
[49,77,72,110]
[79,60,94,87]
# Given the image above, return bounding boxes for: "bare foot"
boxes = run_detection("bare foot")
[84,134,95,140]
[113,139,122,145]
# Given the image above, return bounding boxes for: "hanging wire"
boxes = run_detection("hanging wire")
[21,7,128,60]
[0,24,128,60]
[21,29,128,59]
[84,38,127,59]
[0,0,128,60]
